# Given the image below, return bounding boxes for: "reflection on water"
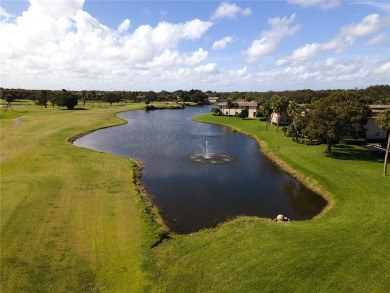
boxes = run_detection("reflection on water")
[74,106,327,233]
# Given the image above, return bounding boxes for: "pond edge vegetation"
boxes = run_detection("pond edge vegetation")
[68,104,178,246]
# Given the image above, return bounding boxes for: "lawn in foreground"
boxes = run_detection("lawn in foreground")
[1,103,160,292]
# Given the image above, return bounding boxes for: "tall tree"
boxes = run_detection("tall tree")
[56,89,78,110]
[103,92,121,106]
[1,90,16,112]
[81,90,87,105]
[299,92,371,153]
[38,90,48,109]
[258,100,273,130]
[226,98,234,117]
[376,108,390,176]
[287,100,301,142]
[270,95,288,132]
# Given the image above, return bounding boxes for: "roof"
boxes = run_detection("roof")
[218,101,258,107]
[369,104,390,110]
[369,104,390,117]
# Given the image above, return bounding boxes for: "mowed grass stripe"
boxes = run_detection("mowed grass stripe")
[1,104,152,292]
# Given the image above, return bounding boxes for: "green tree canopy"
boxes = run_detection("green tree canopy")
[56,89,78,110]
[298,92,371,153]
[103,92,121,106]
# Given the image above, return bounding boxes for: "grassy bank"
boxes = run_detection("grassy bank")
[153,114,389,292]
[2,106,389,292]
[1,102,164,292]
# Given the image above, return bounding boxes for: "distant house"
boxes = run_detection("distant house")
[218,101,258,118]
[270,112,292,126]
[208,97,219,104]
[366,105,390,140]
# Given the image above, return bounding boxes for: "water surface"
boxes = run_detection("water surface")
[74,106,326,233]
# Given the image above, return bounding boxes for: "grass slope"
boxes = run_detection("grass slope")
[153,114,390,292]
[1,103,159,292]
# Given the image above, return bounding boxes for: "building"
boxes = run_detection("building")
[218,101,258,118]
[270,112,292,126]
[366,105,390,140]
[208,97,219,104]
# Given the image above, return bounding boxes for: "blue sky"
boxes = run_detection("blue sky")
[1,0,389,91]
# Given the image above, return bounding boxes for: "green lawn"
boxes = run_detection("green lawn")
[1,107,389,292]
[1,103,161,292]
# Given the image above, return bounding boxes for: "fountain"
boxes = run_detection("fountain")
[189,140,235,164]
[203,140,212,159]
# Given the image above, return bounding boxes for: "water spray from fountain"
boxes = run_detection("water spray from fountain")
[203,140,211,159]
[189,140,234,164]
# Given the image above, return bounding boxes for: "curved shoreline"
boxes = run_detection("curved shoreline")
[69,105,172,244]
[70,106,330,240]
[192,115,334,219]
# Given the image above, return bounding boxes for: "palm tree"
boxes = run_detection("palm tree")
[226,98,234,117]
[280,96,289,131]
[376,108,390,176]
[287,100,301,142]
[270,95,288,132]
[260,100,272,131]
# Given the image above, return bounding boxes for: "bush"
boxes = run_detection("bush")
[285,124,296,137]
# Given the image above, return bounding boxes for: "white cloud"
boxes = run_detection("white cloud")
[277,13,390,64]
[290,43,321,60]
[325,57,335,66]
[287,0,340,10]
[339,13,382,37]
[194,63,218,74]
[365,33,387,45]
[373,61,390,74]
[0,0,213,89]
[1,0,388,91]
[117,19,131,33]
[212,36,234,50]
[244,13,301,62]
[0,7,14,20]
[230,66,248,77]
[185,48,208,65]
[356,1,390,13]
[137,49,180,69]
[211,2,252,20]
[321,35,355,52]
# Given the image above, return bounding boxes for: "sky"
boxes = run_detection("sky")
[0,0,389,92]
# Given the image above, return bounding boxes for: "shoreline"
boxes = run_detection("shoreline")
[71,106,332,240]
[192,114,334,219]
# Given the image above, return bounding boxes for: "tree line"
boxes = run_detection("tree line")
[1,85,390,110]
[0,88,213,109]
[254,90,389,175]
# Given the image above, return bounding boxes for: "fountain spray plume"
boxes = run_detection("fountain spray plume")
[203,140,211,159]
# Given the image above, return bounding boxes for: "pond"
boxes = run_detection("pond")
[74,106,327,233]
